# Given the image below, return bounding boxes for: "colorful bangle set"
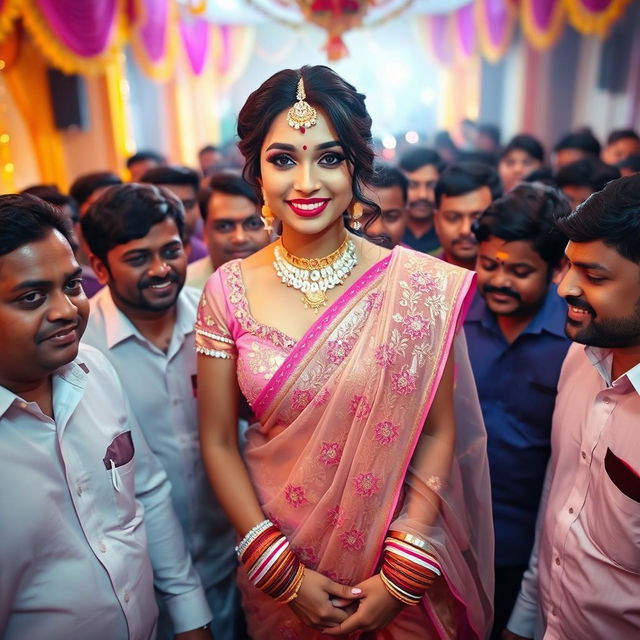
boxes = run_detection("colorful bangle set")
[380,530,441,605]
[237,519,305,603]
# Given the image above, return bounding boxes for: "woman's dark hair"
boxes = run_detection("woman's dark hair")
[501,134,545,163]
[554,174,640,263]
[237,65,378,218]
[0,194,74,257]
[435,161,503,207]
[81,183,185,265]
[474,183,569,270]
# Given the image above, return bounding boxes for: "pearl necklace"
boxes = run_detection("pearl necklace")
[273,236,358,312]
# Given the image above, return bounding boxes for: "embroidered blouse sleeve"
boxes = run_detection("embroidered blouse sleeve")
[194,269,237,360]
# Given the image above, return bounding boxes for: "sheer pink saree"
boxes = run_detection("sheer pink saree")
[196,246,493,640]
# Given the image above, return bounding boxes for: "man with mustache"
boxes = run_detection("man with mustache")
[506,175,640,640]
[464,184,572,640]
[433,161,502,270]
[0,194,211,638]
[397,146,444,254]
[360,164,408,249]
[81,184,239,639]
[187,172,269,292]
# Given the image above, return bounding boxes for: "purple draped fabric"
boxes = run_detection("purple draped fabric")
[532,0,561,28]
[456,3,475,58]
[35,0,117,57]
[581,0,614,11]
[482,0,511,48]
[179,17,209,75]
[138,0,168,63]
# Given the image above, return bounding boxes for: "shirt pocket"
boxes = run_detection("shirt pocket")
[588,455,640,574]
[103,431,138,529]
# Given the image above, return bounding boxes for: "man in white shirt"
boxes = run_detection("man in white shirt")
[81,184,240,640]
[505,174,640,639]
[0,194,211,639]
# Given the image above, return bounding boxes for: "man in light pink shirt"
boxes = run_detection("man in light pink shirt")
[505,174,640,639]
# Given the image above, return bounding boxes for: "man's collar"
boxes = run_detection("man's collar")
[465,285,567,338]
[585,346,640,395]
[96,286,195,350]
[0,357,88,419]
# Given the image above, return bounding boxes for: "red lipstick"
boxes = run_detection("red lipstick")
[286,198,330,218]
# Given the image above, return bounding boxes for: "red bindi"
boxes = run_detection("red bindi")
[302,145,307,151]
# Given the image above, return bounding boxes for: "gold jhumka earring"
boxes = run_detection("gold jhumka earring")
[287,77,318,133]
[261,203,274,234]
[349,202,363,231]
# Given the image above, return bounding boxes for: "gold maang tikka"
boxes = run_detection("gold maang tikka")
[287,77,317,132]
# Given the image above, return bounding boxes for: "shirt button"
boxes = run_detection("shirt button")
[581,451,587,460]
[124,591,130,603]
[19,401,27,409]
[552,607,558,616]
[568,507,574,514]
[98,542,107,553]
[555,557,561,566]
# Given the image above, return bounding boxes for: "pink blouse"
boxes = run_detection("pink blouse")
[195,260,296,408]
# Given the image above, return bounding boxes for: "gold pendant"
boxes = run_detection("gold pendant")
[303,289,327,313]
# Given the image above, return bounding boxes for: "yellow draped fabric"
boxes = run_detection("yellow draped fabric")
[0,0,22,44]
[522,0,567,49]
[563,0,632,36]
[475,0,518,63]
[211,25,256,91]
[3,35,68,189]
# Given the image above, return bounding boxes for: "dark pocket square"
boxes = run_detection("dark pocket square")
[604,447,640,503]
[103,431,135,470]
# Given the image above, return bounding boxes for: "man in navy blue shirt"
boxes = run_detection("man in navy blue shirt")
[464,184,572,640]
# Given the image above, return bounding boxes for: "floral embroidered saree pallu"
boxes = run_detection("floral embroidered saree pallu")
[196,247,493,639]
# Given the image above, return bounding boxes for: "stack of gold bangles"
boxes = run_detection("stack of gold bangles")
[379,530,441,605]
[237,519,304,603]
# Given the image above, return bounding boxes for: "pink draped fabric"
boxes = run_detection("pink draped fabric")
[455,4,476,59]
[34,0,117,57]
[137,0,168,63]
[196,247,493,639]
[179,17,209,75]
[581,0,614,11]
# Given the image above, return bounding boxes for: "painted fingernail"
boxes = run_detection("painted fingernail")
[351,587,362,594]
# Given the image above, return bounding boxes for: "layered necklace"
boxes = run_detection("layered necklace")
[273,235,358,312]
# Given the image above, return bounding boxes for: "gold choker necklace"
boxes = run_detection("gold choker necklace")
[273,237,358,312]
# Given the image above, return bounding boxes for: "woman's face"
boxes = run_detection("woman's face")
[259,108,353,236]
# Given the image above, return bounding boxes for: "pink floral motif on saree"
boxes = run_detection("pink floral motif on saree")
[327,504,345,528]
[284,484,308,508]
[318,441,342,466]
[353,472,381,497]
[339,528,366,552]
[391,365,418,396]
[349,394,372,420]
[374,420,400,446]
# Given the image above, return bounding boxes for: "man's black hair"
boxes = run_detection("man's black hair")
[477,123,501,147]
[553,129,601,157]
[456,150,499,168]
[199,144,219,155]
[140,165,199,192]
[554,174,640,263]
[435,161,502,208]
[606,128,639,145]
[201,172,260,220]
[126,150,166,169]
[81,183,184,265]
[523,167,557,188]
[370,163,409,203]
[398,146,445,173]
[69,172,122,209]
[617,154,640,172]
[474,183,569,269]
[555,158,621,192]
[21,185,79,222]
[0,194,74,257]
[501,134,545,163]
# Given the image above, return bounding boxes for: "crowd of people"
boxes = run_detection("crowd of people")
[1,64,639,640]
